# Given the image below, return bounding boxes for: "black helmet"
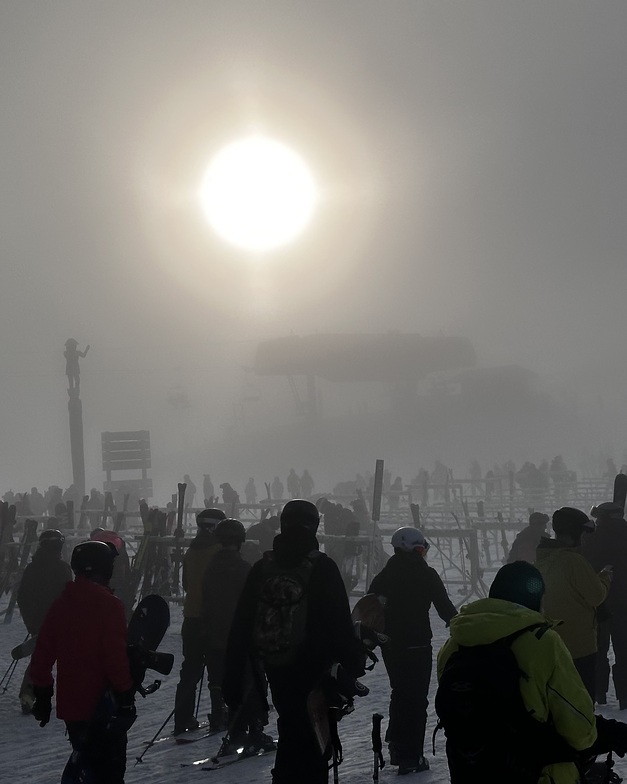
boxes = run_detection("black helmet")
[71,541,116,583]
[215,518,246,545]
[590,501,624,520]
[196,508,226,532]
[552,507,590,539]
[280,499,320,533]
[489,562,545,612]
[39,529,65,550]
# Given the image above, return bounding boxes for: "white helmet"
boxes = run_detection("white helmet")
[391,526,430,553]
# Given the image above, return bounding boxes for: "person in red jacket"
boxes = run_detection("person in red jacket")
[30,540,135,784]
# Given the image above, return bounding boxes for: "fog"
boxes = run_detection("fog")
[2,1,627,499]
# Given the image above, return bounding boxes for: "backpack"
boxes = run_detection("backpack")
[252,549,321,667]
[435,623,574,784]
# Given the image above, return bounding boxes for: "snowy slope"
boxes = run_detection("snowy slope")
[1,603,626,783]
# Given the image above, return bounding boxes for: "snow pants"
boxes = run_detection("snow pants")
[382,643,432,762]
[65,719,127,784]
[268,667,328,784]
[174,617,209,729]
[596,615,627,705]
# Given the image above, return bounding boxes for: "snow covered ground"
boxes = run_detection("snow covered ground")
[1,601,626,783]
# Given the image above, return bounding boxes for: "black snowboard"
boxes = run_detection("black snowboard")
[11,635,37,660]
[61,595,173,784]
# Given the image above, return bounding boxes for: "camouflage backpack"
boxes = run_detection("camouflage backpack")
[252,549,321,667]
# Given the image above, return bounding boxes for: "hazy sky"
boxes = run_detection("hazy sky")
[2,2,627,493]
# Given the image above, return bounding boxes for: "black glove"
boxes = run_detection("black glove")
[109,689,137,732]
[32,685,53,727]
[591,715,627,758]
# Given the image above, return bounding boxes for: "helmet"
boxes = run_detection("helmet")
[71,541,116,582]
[590,501,624,519]
[391,527,430,553]
[552,507,590,539]
[39,529,65,550]
[489,562,545,612]
[196,508,226,531]
[215,518,246,545]
[280,499,320,533]
[90,528,123,554]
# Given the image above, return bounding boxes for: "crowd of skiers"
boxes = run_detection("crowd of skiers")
[10,488,627,783]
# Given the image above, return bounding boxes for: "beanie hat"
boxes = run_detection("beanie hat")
[489,562,545,612]
[529,512,549,527]
[280,499,320,533]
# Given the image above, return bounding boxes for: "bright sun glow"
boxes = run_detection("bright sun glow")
[199,136,317,252]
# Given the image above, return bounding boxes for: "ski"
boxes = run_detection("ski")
[142,723,214,746]
[174,724,220,744]
[202,744,277,770]
[180,743,277,770]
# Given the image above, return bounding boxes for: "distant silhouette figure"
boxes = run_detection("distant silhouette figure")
[244,478,257,505]
[203,474,215,505]
[184,475,197,508]
[220,482,240,511]
[271,476,284,501]
[287,469,301,499]
[64,339,89,393]
[300,470,314,499]
[469,460,482,497]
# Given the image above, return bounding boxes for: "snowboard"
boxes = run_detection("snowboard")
[11,634,37,660]
[61,595,173,784]
[307,686,331,757]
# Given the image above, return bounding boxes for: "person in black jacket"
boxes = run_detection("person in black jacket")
[369,526,456,774]
[223,499,363,784]
[201,517,268,740]
[17,528,73,713]
[582,501,627,707]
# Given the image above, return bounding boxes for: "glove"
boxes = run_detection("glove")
[32,685,53,727]
[109,689,137,732]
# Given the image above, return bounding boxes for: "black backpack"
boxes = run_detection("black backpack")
[435,623,574,784]
[252,550,321,667]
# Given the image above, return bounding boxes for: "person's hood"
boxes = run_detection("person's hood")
[447,597,558,648]
[32,547,63,562]
[189,530,218,550]
[535,536,578,565]
[272,526,319,568]
[595,517,627,536]
[64,574,113,598]
[386,550,429,572]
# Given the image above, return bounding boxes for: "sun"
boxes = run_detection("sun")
[199,136,318,253]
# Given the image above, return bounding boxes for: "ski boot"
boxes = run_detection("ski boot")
[245,724,275,753]
[398,756,429,775]
[209,687,229,732]
[173,716,201,736]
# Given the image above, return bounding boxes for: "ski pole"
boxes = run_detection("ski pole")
[371,713,385,783]
[195,668,204,720]
[135,706,175,765]
[1,659,19,692]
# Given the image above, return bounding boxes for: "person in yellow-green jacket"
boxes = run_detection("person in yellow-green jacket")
[535,507,611,699]
[436,562,597,784]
